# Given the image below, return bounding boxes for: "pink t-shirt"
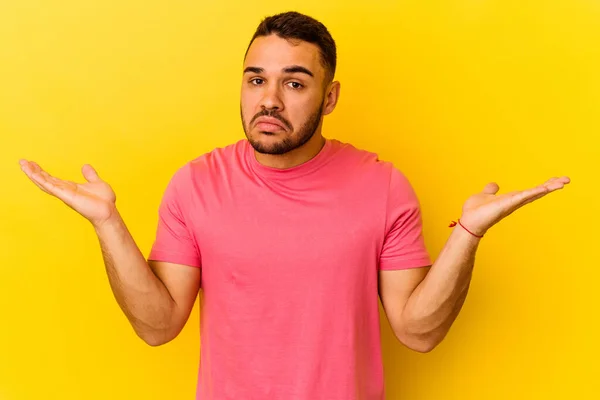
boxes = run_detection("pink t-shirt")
[148,138,431,400]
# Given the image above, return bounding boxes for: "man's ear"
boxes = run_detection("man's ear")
[323,80,341,116]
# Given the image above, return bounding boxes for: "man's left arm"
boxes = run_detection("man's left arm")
[379,226,479,353]
[380,177,570,353]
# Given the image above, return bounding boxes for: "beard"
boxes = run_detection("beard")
[241,102,324,155]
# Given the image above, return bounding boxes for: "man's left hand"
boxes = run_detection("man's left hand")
[458,176,571,237]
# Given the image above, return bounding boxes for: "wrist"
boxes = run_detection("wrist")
[92,206,122,232]
[454,223,483,243]
[449,218,486,239]
[458,219,485,238]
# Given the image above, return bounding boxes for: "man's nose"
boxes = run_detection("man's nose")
[259,84,284,111]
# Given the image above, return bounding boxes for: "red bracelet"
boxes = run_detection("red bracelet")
[449,219,484,238]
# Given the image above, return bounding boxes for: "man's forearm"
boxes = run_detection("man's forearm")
[401,226,481,348]
[93,210,176,343]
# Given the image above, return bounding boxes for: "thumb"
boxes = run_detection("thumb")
[482,182,500,195]
[82,164,102,183]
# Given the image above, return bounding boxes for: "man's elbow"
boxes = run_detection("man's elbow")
[135,328,178,347]
[394,330,444,353]
[143,335,171,347]
[406,339,439,353]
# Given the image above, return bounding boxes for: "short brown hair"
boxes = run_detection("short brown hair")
[245,11,337,84]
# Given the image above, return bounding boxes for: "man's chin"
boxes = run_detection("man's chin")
[248,134,292,155]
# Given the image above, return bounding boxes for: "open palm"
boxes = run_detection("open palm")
[459,176,571,237]
[19,160,117,227]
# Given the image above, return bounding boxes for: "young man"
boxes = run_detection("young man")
[19,11,569,400]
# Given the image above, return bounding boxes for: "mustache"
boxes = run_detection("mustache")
[250,110,293,130]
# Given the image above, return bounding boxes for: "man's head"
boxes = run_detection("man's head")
[241,11,340,155]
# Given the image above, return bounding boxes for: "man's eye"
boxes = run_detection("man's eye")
[250,78,264,85]
[288,82,303,89]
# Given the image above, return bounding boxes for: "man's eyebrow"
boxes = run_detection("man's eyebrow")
[282,65,314,78]
[243,65,314,78]
[244,66,264,74]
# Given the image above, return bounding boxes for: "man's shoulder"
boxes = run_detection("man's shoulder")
[189,138,246,165]
[176,139,245,174]
[166,139,247,184]
[330,138,396,175]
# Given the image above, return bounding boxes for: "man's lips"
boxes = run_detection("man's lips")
[254,117,286,132]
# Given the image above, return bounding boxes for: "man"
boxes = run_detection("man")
[19,11,569,400]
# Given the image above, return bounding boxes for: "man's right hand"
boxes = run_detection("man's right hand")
[19,160,118,228]
[19,159,199,346]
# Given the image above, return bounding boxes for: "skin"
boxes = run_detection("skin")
[240,34,340,169]
[380,177,570,352]
[18,33,571,352]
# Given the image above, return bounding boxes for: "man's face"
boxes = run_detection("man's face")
[241,34,329,155]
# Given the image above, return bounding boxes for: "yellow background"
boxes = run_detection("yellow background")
[1,1,598,399]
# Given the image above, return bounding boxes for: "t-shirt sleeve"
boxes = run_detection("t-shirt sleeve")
[148,163,202,268]
[379,166,432,270]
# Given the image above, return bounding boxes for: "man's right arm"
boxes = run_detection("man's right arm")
[95,211,201,346]
[19,160,200,346]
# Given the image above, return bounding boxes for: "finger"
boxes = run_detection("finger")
[21,161,73,200]
[542,177,560,187]
[26,161,54,186]
[30,161,66,185]
[82,164,101,183]
[544,176,570,191]
[28,169,61,194]
[512,175,570,201]
[29,177,52,194]
[27,163,55,187]
[28,161,72,189]
[28,161,46,176]
[37,175,77,202]
[503,185,549,210]
[519,185,550,202]
[25,172,52,194]
[509,176,571,209]
[482,182,499,195]
[28,160,41,169]
[40,170,52,180]
[20,161,52,194]
[520,191,550,207]
[543,176,570,187]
